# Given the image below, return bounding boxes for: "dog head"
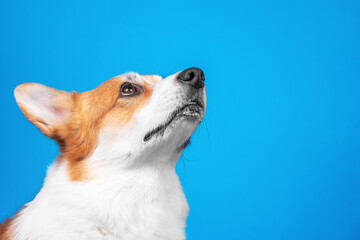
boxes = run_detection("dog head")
[14,68,206,180]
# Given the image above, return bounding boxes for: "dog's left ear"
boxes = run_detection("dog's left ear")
[14,83,75,138]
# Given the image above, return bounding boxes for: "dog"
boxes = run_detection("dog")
[0,68,206,240]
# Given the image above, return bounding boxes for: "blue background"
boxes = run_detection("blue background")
[1,0,360,239]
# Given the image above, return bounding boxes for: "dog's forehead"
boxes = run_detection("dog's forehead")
[124,72,163,84]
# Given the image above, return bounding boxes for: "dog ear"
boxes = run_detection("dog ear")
[14,83,75,138]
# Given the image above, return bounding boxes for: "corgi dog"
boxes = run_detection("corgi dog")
[0,68,206,240]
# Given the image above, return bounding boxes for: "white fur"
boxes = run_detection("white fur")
[10,71,206,240]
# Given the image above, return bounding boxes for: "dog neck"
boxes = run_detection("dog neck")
[12,153,189,240]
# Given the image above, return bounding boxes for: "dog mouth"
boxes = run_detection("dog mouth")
[143,99,204,142]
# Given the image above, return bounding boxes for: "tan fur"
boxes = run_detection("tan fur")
[0,218,13,240]
[0,208,25,240]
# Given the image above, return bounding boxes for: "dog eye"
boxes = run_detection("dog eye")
[120,83,138,96]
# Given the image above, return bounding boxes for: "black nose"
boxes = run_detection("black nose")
[177,67,205,89]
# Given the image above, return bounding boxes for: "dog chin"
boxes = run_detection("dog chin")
[141,117,201,155]
[143,104,203,143]
[161,119,199,150]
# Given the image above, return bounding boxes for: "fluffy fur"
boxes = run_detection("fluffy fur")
[0,70,206,240]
